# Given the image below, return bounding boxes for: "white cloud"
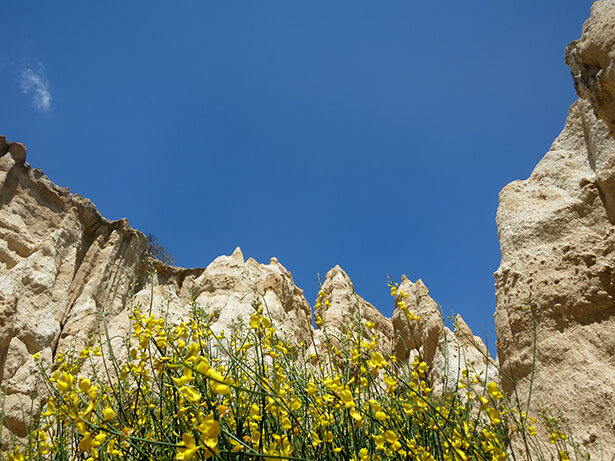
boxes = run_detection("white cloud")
[19,66,52,112]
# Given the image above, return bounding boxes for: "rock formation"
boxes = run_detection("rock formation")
[0,136,146,437]
[495,0,615,455]
[392,275,443,365]
[0,136,494,443]
[430,315,498,398]
[391,276,497,396]
[314,265,394,353]
[312,267,496,394]
[0,137,313,439]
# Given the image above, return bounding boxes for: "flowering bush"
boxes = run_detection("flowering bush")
[4,283,577,460]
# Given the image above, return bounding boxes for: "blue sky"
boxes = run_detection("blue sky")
[2,1,592,353]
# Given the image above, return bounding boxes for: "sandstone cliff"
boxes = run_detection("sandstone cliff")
[0,138,314,438]
[495,0,615,455]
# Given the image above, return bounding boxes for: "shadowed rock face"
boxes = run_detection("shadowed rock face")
[567,0,615,135]
[495,0,615,455]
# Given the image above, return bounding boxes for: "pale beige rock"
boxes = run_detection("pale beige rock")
[392,275,443,365]
[2,393,34,440]
[123,247,314,345]
[391,277,497,395]
[0,137,313,439]
[0,136,147,437]
[495,1,615,455]
[567,0,615,134]
[314,265,394,354]
[430,316,498,398]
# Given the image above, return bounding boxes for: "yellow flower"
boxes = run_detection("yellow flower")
[375,410,388,420]
[79,432,94,453]
[549,430,568,444]
[102,406,116,422]
[173,367,194,386]
[41,398,56,417]
[373,434,386,450]
[281,416,292,430]
[94,432,107,446]
[250,312,262,329]
[179,385,202,404]
[176,433,198,461]
[196,412,221,452]
[290,397,302,410]
[486,407,501,425]
[339,389,355,408]
[384,430,401,451]
[186,342,200,358]
[206,369,230,395]
[384,374,397,393]
[366,351,388,371]
[88,385,99,401]
[350,408,364,428]
[250,404,263,422]
[7,449,26,461]
[486,381,504,400]
[195,356,210,374]
[217,404,228,417]
[57,372,74,392]
[230,438,244,452]
[106,438,123,456]
[368,399,381,412]
[79,378,91,393]
[368,400,388,420]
